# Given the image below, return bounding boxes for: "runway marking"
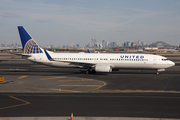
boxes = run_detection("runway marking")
[0,117,10,120]
[59,80,85,81]
[0,69,28,71]
[55,76,67,78]
[50,89,81,92]
[101,89,180,93]
[18,75,27,79]
[40,76,66,80]
[60,85,101,87]
[86,80,107,92]
[0,57,12,58]
[58,79,96,82]
[169,90,177,92]
[0,96,30,110]
[49,77,107,93]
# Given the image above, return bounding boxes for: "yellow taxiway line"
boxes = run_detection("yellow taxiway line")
[0,96,30,110]
[50,89,81,93]
[18,75,28,79]
[40,76,66,80]
[49,77,107,93]
[0,117,10,120]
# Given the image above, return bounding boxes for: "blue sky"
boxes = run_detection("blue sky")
[0,0,180,47]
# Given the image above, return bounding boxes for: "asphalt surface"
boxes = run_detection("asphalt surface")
[0,93,180,118]
[0,54,180,118]
[0,60,180,92]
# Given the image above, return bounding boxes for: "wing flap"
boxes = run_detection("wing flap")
[59,60,95,67]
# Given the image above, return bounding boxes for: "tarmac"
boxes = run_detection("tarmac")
[0,60,180,93]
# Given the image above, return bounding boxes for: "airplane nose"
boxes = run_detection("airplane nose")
[170,61,175,66]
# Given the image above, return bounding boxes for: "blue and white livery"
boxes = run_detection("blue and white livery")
[18,26,175,74]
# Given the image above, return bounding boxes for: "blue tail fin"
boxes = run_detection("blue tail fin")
[87,49,91,53]
[18,26,43,54]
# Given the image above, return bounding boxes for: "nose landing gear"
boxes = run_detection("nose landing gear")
[156,69,165,75]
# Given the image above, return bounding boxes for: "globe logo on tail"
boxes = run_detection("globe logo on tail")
[24,39,43,54]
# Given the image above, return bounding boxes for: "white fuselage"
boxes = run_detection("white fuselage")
[26,52,175,70]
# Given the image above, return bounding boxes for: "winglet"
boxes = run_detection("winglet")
[44,50,54,61]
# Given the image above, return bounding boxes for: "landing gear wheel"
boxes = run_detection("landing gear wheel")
[86,70,89,74]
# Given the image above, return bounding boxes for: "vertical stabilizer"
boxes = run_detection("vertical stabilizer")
[18,26,43,54]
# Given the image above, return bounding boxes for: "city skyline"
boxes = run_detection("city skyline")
[0,0,180,46]
[0,39,174,49]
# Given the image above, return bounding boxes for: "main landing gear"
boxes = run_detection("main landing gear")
[86,69,96,74]
[86,70,90,74]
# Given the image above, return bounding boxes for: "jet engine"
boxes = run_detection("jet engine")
[95,65,112,72]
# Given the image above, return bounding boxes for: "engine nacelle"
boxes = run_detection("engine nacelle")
[95,65,112,72]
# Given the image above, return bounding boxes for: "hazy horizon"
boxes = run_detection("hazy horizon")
[0,0,180,47]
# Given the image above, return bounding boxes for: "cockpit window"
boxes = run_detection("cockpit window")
[162,59,168,61]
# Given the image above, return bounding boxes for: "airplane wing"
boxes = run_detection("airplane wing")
[58,60,95,66]
[44,50,95,67]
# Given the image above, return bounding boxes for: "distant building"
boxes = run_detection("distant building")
[85,43,90,48]
[126,41,130,46]
[105,42,108,47]
[118,42,121,47]
[131,42,134,47]
[102,40,105,47]
[51,44,54,48]
[76,44,80,48]
[123,42,126,47]
[109,42,117,47]
[71,43,73,48]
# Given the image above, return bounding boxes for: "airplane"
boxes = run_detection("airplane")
[17,26,175,74]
